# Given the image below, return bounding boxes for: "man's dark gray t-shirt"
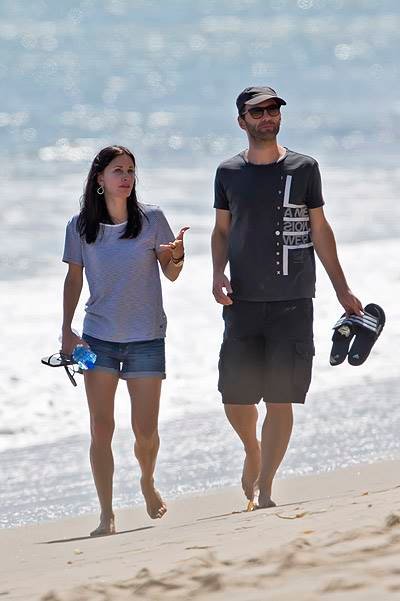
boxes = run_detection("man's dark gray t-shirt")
[214,148,325,302]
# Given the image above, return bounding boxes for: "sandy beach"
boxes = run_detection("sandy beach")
[2,3,399,600]
[1,459,399,600]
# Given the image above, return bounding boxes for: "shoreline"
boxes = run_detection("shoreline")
[1,458,400,600]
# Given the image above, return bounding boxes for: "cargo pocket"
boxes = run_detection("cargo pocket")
[293,340,315,401]
[218,338,263,402]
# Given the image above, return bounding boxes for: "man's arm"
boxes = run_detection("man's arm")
[309,207,363,315]
[211,209,233,305]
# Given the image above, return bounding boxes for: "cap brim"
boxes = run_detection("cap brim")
[245,94,286,106]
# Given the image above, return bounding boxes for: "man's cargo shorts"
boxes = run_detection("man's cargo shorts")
[218,299,315,405]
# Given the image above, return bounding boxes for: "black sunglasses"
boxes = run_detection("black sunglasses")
[243,105,281,119]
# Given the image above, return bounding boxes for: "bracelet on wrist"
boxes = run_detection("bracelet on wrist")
[171,253,184,265]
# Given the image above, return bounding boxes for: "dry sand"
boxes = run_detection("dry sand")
[1,459,400,600]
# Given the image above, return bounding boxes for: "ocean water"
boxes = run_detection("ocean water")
[1,0,400,528]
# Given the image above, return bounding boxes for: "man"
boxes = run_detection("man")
[211,86,362,508]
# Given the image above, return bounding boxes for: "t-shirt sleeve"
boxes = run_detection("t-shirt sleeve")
[154,208,175,249]
[213,168,229,210]
[62,216,83,265]
[305,162,325,209]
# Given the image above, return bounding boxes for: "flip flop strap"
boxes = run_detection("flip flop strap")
[333,316,353,330]
[333,313,379,334]
[48,352,74,366]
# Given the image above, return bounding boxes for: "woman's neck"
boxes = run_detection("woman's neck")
[104,196,128,224]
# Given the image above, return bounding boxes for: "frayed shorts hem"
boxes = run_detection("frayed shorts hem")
[89,366,166,380]
[121,371,166,380]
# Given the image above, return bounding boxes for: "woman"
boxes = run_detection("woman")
[61,145,188,536]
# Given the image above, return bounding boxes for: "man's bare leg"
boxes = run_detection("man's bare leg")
[128,377,167,519]
[84,370,119,536]
[224,404,261,501]
[258,403,293,508]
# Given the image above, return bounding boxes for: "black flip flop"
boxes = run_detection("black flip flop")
[41,352,81,387]
[347,304,385,366]
[330,314,357,366]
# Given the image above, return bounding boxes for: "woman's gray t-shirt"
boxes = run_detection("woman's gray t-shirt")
[62,204,175,342]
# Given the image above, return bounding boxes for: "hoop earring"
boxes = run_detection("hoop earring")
[97,185,104,195]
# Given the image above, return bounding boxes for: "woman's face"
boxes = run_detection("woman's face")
[97,153,135,199]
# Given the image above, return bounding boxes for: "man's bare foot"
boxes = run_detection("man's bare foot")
[90,513,116,537]
[241,441,261,501]
[257,492,277,509]
[140,477,167,519]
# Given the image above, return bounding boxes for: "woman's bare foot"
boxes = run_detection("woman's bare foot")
[257,492,277,509]
[241,440,261,501]
[90,513,116,537]
[140,478,167,519]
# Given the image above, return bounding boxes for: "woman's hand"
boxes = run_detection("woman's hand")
[159,226,190,260]
[61,328,88,357]
[158,226,189,281]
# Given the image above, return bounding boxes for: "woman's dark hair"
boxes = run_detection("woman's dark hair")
[77,145,145,243]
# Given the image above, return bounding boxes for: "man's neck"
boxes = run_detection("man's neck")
[246,141,286,165]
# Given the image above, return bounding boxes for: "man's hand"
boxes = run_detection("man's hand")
[213,273,233,305]
[337,289,363,316]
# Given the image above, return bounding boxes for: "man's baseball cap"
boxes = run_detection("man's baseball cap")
[236,86,286,114]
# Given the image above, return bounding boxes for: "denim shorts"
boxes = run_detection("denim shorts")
[82,334,166,380]
[218,299,314,405]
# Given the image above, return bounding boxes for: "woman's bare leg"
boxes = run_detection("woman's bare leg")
[84,370,119,535]
[127,377,167,519]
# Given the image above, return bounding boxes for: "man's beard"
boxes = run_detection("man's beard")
[246,121,280,142]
